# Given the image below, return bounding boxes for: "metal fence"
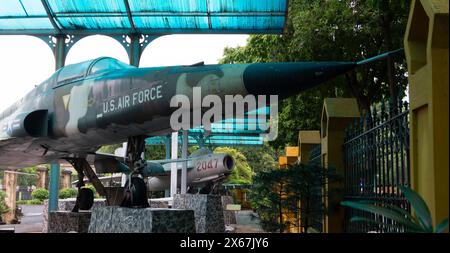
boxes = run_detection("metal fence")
[308,144,322,166]
[343,99,411,233]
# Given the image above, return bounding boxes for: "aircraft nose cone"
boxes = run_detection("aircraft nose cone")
[242,62,356,98]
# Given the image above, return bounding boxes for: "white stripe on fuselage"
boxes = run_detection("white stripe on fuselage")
[65,80,92,136]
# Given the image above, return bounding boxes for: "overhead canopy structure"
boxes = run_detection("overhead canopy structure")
[0,0,288,35]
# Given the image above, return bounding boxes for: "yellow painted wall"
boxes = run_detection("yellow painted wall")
[405,0,449,230]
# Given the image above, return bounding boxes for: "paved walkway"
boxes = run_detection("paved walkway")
[0,205,43,233]
[231,210,266,233]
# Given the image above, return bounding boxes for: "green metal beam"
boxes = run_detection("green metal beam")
[123,0,137,34]
[40,0,61,34]
[0,28,282,36]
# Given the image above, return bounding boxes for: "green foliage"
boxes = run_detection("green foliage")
[17,167,38,187]
[145,145,166,160]
[0,191,9,221]
[28,199,43,205]
[59,188,78,199]
[236,145,278,174]
[341,186,449,233]
[220,0,410,149]
[250,163,342,232]
[97,144,122,154]
[31,188,49,201]
[188,145,200,155]
[17,199,43,205]
[214,147,253,185]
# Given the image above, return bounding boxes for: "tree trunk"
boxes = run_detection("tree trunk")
[381,7,398,105]
[345,71,371,115]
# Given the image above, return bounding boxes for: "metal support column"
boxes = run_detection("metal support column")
[48,35,67,213]
[181,130,188,194]
[48,163,60,212]
[129,34,141,67]
[54,35,66,70]
[170,132,179,197]
[165,135,171,159]
[164,135,171,197]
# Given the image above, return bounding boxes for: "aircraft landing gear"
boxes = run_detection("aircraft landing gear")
[67,158,107,210]
[120,135,150,208]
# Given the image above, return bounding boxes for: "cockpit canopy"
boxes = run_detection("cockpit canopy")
[55,57,134,86]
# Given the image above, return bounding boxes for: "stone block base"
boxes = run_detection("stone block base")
[222,196,237,225]
[88,207,195,233]
[173,194,225,233]
[42,198,106,232]
[48,211,91,233]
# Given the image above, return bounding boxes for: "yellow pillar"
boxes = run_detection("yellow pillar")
[298,131,321,164]
[61,169,73,189]
[278,156,298,169]
[36,165,48,189]
[404,0,449,229]
[3,171,17,224]
[321,98,360,233]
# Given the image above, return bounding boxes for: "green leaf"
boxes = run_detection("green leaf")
[435,218,449,233]
[400,186,433,232]
[382,203,417,225]
[341,201,423,231]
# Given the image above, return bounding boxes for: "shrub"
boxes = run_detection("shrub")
[27,199,43,205]
[59,188,78,199]
[16,199,43,205]
[16,200,28,205]
[31,188,49,201]
[0,191,9,220]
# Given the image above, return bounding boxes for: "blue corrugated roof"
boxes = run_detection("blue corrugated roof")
[0,0,287,35]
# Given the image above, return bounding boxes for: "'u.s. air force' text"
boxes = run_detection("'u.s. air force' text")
[101,85,163,116]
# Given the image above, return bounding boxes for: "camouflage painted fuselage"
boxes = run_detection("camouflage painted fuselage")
[0,57,355,169]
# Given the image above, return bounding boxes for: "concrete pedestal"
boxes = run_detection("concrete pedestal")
[173,194,225,233]
[48,211,91,233]
[222,196,236,225]
[42,198,106,233]
[88,207,195,233]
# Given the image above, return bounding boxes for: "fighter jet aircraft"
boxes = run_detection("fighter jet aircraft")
[0,57,356,169]
[0,51,398,205]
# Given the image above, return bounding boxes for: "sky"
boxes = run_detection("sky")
[0,34,248,112]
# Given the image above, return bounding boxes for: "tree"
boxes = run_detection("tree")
[236,144,278,174]
[145,145,166,160]
[214,147,253,185]
[250,163,342,233]
[17,167,37,187]
[220,0,410,149]
[250,169,289,232]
